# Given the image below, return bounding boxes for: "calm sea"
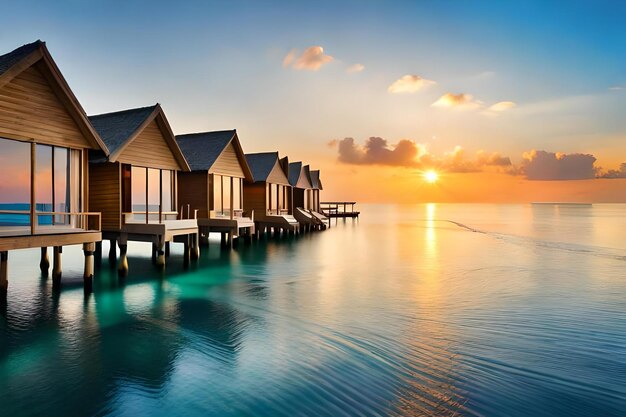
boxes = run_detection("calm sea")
[1,204,625,416]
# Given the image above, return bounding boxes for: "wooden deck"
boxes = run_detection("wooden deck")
[320,202,360,219]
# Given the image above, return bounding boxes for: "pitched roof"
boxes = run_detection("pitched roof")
[176,130,235,170]
[0,40,42,77]
[310,170,323,190]
[288,161,302,186]
[88,105,157,156]
[245,152,281,182]
[0,40,108,153]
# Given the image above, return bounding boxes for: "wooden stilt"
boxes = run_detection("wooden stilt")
[95,241,103,258]
[165,242,171,257]
[0,251,8,298]
[155,237,166,268]
[191,233,200,259]
[40,247,50,276]
[52,246,62,289]
[108,239,116,263]
[83,243,95,294]
[151,243,157,264]
[183,235,191,266]
[220,232,226,247]
[118,242,128,277]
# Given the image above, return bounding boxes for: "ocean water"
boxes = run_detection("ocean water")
[0,204,625,416]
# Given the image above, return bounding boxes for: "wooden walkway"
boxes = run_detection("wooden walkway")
[320,202,360,219]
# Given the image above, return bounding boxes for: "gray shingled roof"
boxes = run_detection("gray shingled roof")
[288,161,303,186]
[88,105,157,161]
[176,130,235,171]
[310,170,323,190]
[245,152,279,182]
[0,40,42,78]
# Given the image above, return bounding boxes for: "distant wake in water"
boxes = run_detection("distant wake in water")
[438,219,626,262]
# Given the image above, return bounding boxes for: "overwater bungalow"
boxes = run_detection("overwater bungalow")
[176,130,255,248]
[288,162,320,232]
[0,40,107,295]
[243,152,299,237]
[87,104,198,274]
[309,169,329,227]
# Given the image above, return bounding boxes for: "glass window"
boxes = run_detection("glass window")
[35,145,53,225]
[278,185,284,210]
[0,138,30,227]
[161,170,173,212]
[266,183,271,210]
[213,174,222,213]
[147,168,160,213]
[54,147,68,224]
[223,176,231,212]
[131,166,147,212]
[233,178,241,210]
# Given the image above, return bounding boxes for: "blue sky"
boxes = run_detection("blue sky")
[2,0,626,201]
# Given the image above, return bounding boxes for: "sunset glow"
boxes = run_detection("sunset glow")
[424,170,439,184]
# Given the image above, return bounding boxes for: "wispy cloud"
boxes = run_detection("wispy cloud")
[283,46,333,71]
[388,75,436,94]
[431,93,482,110]
[346,63,365,74]
[488,101,516,112]
[599,163,626,179]
[609,85,625,91]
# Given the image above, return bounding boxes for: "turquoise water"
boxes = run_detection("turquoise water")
[1,204,625,416]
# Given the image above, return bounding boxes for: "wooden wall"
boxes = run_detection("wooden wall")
[0,65,89,149]
[116,120,180,170]
[267,161,290,185]
[243,182,267,219]
[211,143,245,177]
[89,162,121,231]
[293,188,305,209]
[178,171,209,218]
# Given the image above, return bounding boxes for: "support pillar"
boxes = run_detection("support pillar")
[165,242,171,257]
[118,241,128,277]
[190,233,200,260]
[183,235,191,266]
[220,232,226,247]
[108,239,117,263]
[155,237,166,268]
[0,251,8,298]
[151,243,157,264]
[83,242,95,294]
[52,246,62,289]
[40,247,50,276]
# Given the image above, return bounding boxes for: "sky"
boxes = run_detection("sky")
[1,0,625,202]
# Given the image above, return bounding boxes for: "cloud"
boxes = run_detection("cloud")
[521,150,597,180]
[346,63,365,74]
[283,46,333,71]
[388,75,436,94]
[333,137,513,173]
[431,93,482,110]
[488,101,516,112]
[609,86,625,91]
[599,163,626,178]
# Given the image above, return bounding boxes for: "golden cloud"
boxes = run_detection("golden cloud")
[431,93,482,109]
[388,75,436,94]
[346,63,365,74]
[283,46,334,71]
[489,101,517,112]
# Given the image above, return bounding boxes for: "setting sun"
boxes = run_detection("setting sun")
[424,170,439,184]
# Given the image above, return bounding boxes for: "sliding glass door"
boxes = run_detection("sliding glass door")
[128,166,175,222]
[0,138,30,228]
[212,174,243,217]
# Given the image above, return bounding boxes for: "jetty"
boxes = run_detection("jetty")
[321,202,360,219]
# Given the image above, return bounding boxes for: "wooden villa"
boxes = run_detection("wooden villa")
[87,104,198,274]
[0,40,106,295]
[308,169,329,227]
[243,152,299,237]
[176,130,255,248]
[288,162,321,232]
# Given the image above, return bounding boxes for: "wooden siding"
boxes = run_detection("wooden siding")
[116,120,180,170]
[178,171,209,218]
[243,182,267,219]
[210,142,245,177]
[0,65,90,148]
[266,161,290,185]
[89,162,121,231]
[295,170,312,189]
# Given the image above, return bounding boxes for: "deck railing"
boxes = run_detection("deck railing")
[0,210,101,235]
[122,211,181,225]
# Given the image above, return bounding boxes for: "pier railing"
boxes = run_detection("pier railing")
[0,210,101,235]
[320,202,359,218]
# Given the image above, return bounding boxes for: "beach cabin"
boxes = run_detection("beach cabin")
[309,169,329,227]
[176,130,255,247]
[288,162,320,232]
[0,41,106,295]
[243,152,299,237]
[87,104,198,274]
